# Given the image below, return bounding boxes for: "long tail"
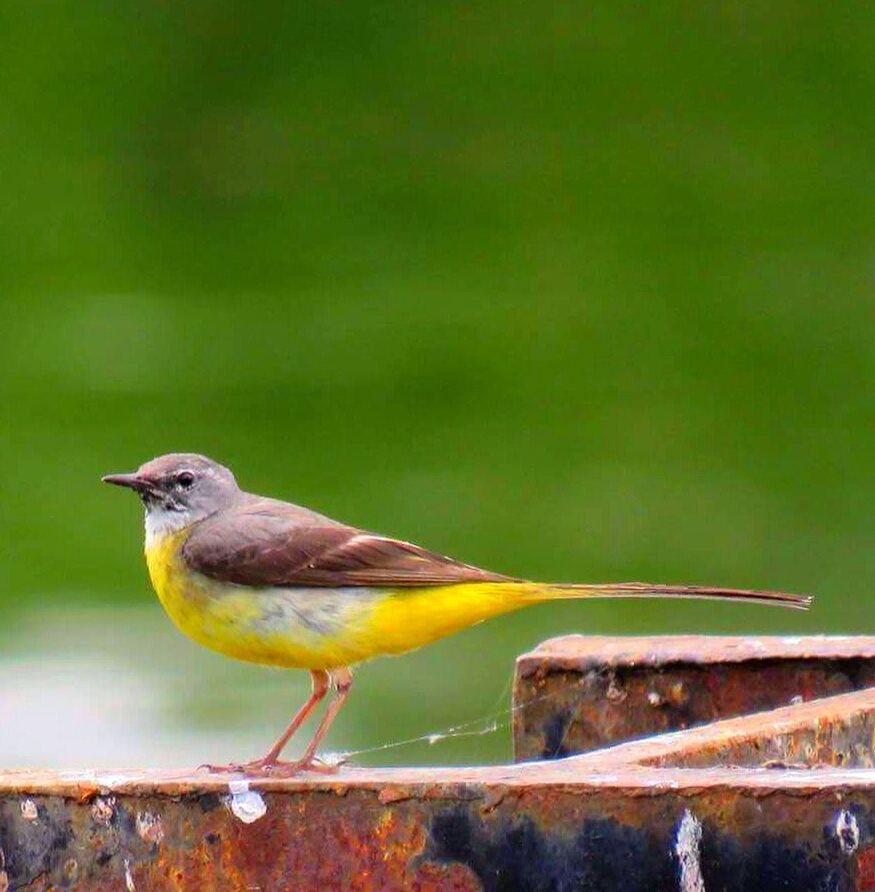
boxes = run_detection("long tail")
[540,582,811,610]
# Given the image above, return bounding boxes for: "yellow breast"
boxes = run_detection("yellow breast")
[143,529,535,670]
[145,529,214,641]
[144,529,367,668]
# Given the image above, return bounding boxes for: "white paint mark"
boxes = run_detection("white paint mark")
[836,809,859,854]
[20,799,38,822]
[226,779,267,824]
[136,811,164,845]
[675,809,705,892]
[124,857,136,892]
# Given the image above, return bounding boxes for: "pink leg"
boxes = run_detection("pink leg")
[259,669,330,766]
[266,667,354,776]
[200,669,330,774]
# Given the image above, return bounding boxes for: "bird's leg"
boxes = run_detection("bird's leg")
[267,667,354,776]
[256,669,331,768]
[200,669,330,774]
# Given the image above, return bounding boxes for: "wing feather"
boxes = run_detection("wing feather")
[182,502,511,587]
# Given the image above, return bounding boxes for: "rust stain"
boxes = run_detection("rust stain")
[858,844,875,890]
[378,785,417,805]
[77,784,100,804]
[514,635,875,760]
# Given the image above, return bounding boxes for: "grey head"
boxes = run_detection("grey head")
[103,453,241,535]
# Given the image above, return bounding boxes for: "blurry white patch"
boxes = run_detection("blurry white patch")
[319,751,347,768]
[0,610,280,769]
[20,799,38,822]
[0,653,163,767]
[226,779,267,824]
[836,809,859,854]
[675,810,705,892]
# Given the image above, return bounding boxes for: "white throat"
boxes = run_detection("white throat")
[144,506,193,547]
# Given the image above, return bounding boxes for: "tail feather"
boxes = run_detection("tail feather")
[543,582,812,611]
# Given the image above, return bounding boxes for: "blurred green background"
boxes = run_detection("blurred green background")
[1,2,872,768]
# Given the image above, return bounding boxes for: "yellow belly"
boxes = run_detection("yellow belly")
[144,529,536,670]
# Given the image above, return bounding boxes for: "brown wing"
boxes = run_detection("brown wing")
[182,500,512,587]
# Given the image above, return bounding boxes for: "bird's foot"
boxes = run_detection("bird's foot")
[197,760,247,774]
[197,755,345,777]
[255,755,345,776]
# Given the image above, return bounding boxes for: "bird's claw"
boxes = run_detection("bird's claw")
[197,754,346,776]
[197,760,246,774]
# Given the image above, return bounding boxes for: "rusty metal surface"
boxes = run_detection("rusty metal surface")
[6,636,875,889]
[513,634,875,761]
[575,686,875,771]
[3,765,875,890]
[517,635,875,674]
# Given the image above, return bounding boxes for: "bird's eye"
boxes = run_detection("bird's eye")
[174,471,196,489]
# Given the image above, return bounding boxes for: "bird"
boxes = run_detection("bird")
[103,453,811,775]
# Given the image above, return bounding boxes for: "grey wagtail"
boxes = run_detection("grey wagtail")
[103,453,811,774]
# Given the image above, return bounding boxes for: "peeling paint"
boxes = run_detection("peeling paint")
[91,796,115,825]
[675,810,705,892]
[605,672,626,703]
[63,857,79,883]
[136,810,164,845]
[20,798,38,821]
[124,857,135,892]
[836,809,859,854]
[226,779,267,824]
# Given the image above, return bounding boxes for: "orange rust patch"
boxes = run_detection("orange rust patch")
[858,845,875,890]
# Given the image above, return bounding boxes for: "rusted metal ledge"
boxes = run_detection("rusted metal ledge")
[4,636,875,890]
[575,685,875,771]
[513,634,875,760]
[4,762,875,890]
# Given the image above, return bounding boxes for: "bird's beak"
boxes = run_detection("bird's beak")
[102,472,150,492]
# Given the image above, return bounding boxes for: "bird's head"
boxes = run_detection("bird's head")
[103,453,240,536]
